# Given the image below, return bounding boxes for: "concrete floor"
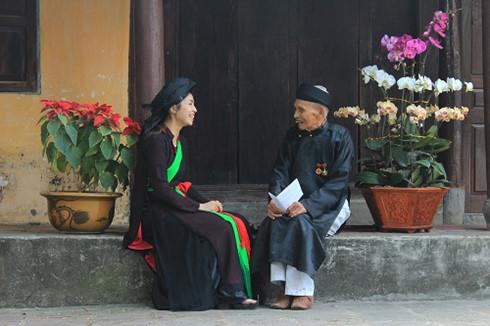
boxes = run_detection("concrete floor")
[1,299,490,326]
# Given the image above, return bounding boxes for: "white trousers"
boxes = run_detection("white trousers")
[269,199,351,296]
[327,199,351,236]
[270,262,314,296]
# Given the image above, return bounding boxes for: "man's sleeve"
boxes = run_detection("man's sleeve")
[300,130,354,219]
[268,135,293,196]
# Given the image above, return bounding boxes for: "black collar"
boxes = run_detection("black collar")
[296,123,328,138]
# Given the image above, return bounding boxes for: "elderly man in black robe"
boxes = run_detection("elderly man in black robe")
[252,83,354,310]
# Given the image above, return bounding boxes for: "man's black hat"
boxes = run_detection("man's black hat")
[296,83,337,110]
[143,77,196,133]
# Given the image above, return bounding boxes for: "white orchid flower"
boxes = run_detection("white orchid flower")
[446,77,463,91]
[374,70,396,90]
[464,81,474,92]
[414,75,433,93]
[361,65,379,84]
[397,77,416,91]
[434,79,449,96]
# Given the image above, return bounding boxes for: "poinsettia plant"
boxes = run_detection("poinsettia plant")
[335,10,473,188]
[39,99,142,192]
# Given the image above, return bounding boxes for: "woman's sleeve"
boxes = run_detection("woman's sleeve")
[144,133,200,212]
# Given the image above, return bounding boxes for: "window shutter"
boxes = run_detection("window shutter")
[0,0,38,92]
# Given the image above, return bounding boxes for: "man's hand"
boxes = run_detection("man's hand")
[267,201,283,220]
[199,200,223,212]
[287,202,307,218]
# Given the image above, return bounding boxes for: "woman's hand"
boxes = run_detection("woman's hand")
[287,201,307,218]
[267,201,283,220]
[199,200,223,212]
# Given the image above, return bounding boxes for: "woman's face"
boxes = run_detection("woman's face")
[174,93,197,127]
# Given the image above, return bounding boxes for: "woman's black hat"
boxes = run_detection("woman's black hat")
[143,77,196,133]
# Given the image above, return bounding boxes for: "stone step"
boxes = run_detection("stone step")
[198,185,444,226]
[1,224,490,308]
[221,195,486,226]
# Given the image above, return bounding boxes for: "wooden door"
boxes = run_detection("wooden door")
[164,0,422,185]
[164,0,239,184]
[462,0,486,212]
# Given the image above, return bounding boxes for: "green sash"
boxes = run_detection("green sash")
[167,141,183,184]
[167,140,252,297]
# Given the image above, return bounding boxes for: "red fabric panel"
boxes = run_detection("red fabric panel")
[144,251,157,272]
[127,223,153,251]
[222,212,251,259]
[177,181,192,195]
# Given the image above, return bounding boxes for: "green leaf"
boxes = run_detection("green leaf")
[426,125,438,137]
[78,139,89,155]
[112,133,121,148]
[58,115,68,126]
[432,161,447,179]
[47,119,61,136]
[430,138,451,153]
[100,138,115,160]
[53,154,68,173]
[386,171,405,185]
[115,163,129,185]
[356,171,385,186]
[37,115,47,125]
[364,138,387,151]
[80,156,95,185]
[126,134,138,147]
[415,159,431,168]
[98,125,112,136]
[89,131,103,148]
[95,160,109,173]
[99,171,115,189]
[66,147,83,168]
[392,147,410,168]
[120,146,136,169]
[79,124,95,142]
[46,142,57,163]
[41,122,49,145]
[53,132,71,155]
[64,124,78,145]
[409,166,422,186]
[85,145,99,157]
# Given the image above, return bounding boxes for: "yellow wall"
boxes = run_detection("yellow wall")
[0,0,130,224]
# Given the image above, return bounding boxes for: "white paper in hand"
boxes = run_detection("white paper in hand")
[268,178,303,213]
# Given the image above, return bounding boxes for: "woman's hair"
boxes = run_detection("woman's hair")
[146,101,184,138]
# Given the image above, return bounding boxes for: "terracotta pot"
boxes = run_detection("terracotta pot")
[361,187,448,233]
[40,191,122,233]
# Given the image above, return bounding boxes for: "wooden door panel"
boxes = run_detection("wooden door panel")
[463,0,486,212]
[166,0,239,184]
[473,124,486,192]
[237,0,294,183]
[297,0,360,156]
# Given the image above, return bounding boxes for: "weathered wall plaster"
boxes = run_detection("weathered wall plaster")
[0,0,130,224]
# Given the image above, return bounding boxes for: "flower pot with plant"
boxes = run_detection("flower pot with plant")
[39,99,141,232]
[334,10,473,232]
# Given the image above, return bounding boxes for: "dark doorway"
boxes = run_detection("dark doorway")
[164,0,359,184]
[164,0,421,185]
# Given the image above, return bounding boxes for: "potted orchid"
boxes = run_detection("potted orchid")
[334,10,473,232]
[39,99,142,232]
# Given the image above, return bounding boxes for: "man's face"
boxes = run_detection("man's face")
[293,99,328,131]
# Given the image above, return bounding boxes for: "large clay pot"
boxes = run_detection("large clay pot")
[40,191,122,233]
[361,187,448,233]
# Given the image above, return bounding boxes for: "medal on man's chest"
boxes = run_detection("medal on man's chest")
[315,162,328,176]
